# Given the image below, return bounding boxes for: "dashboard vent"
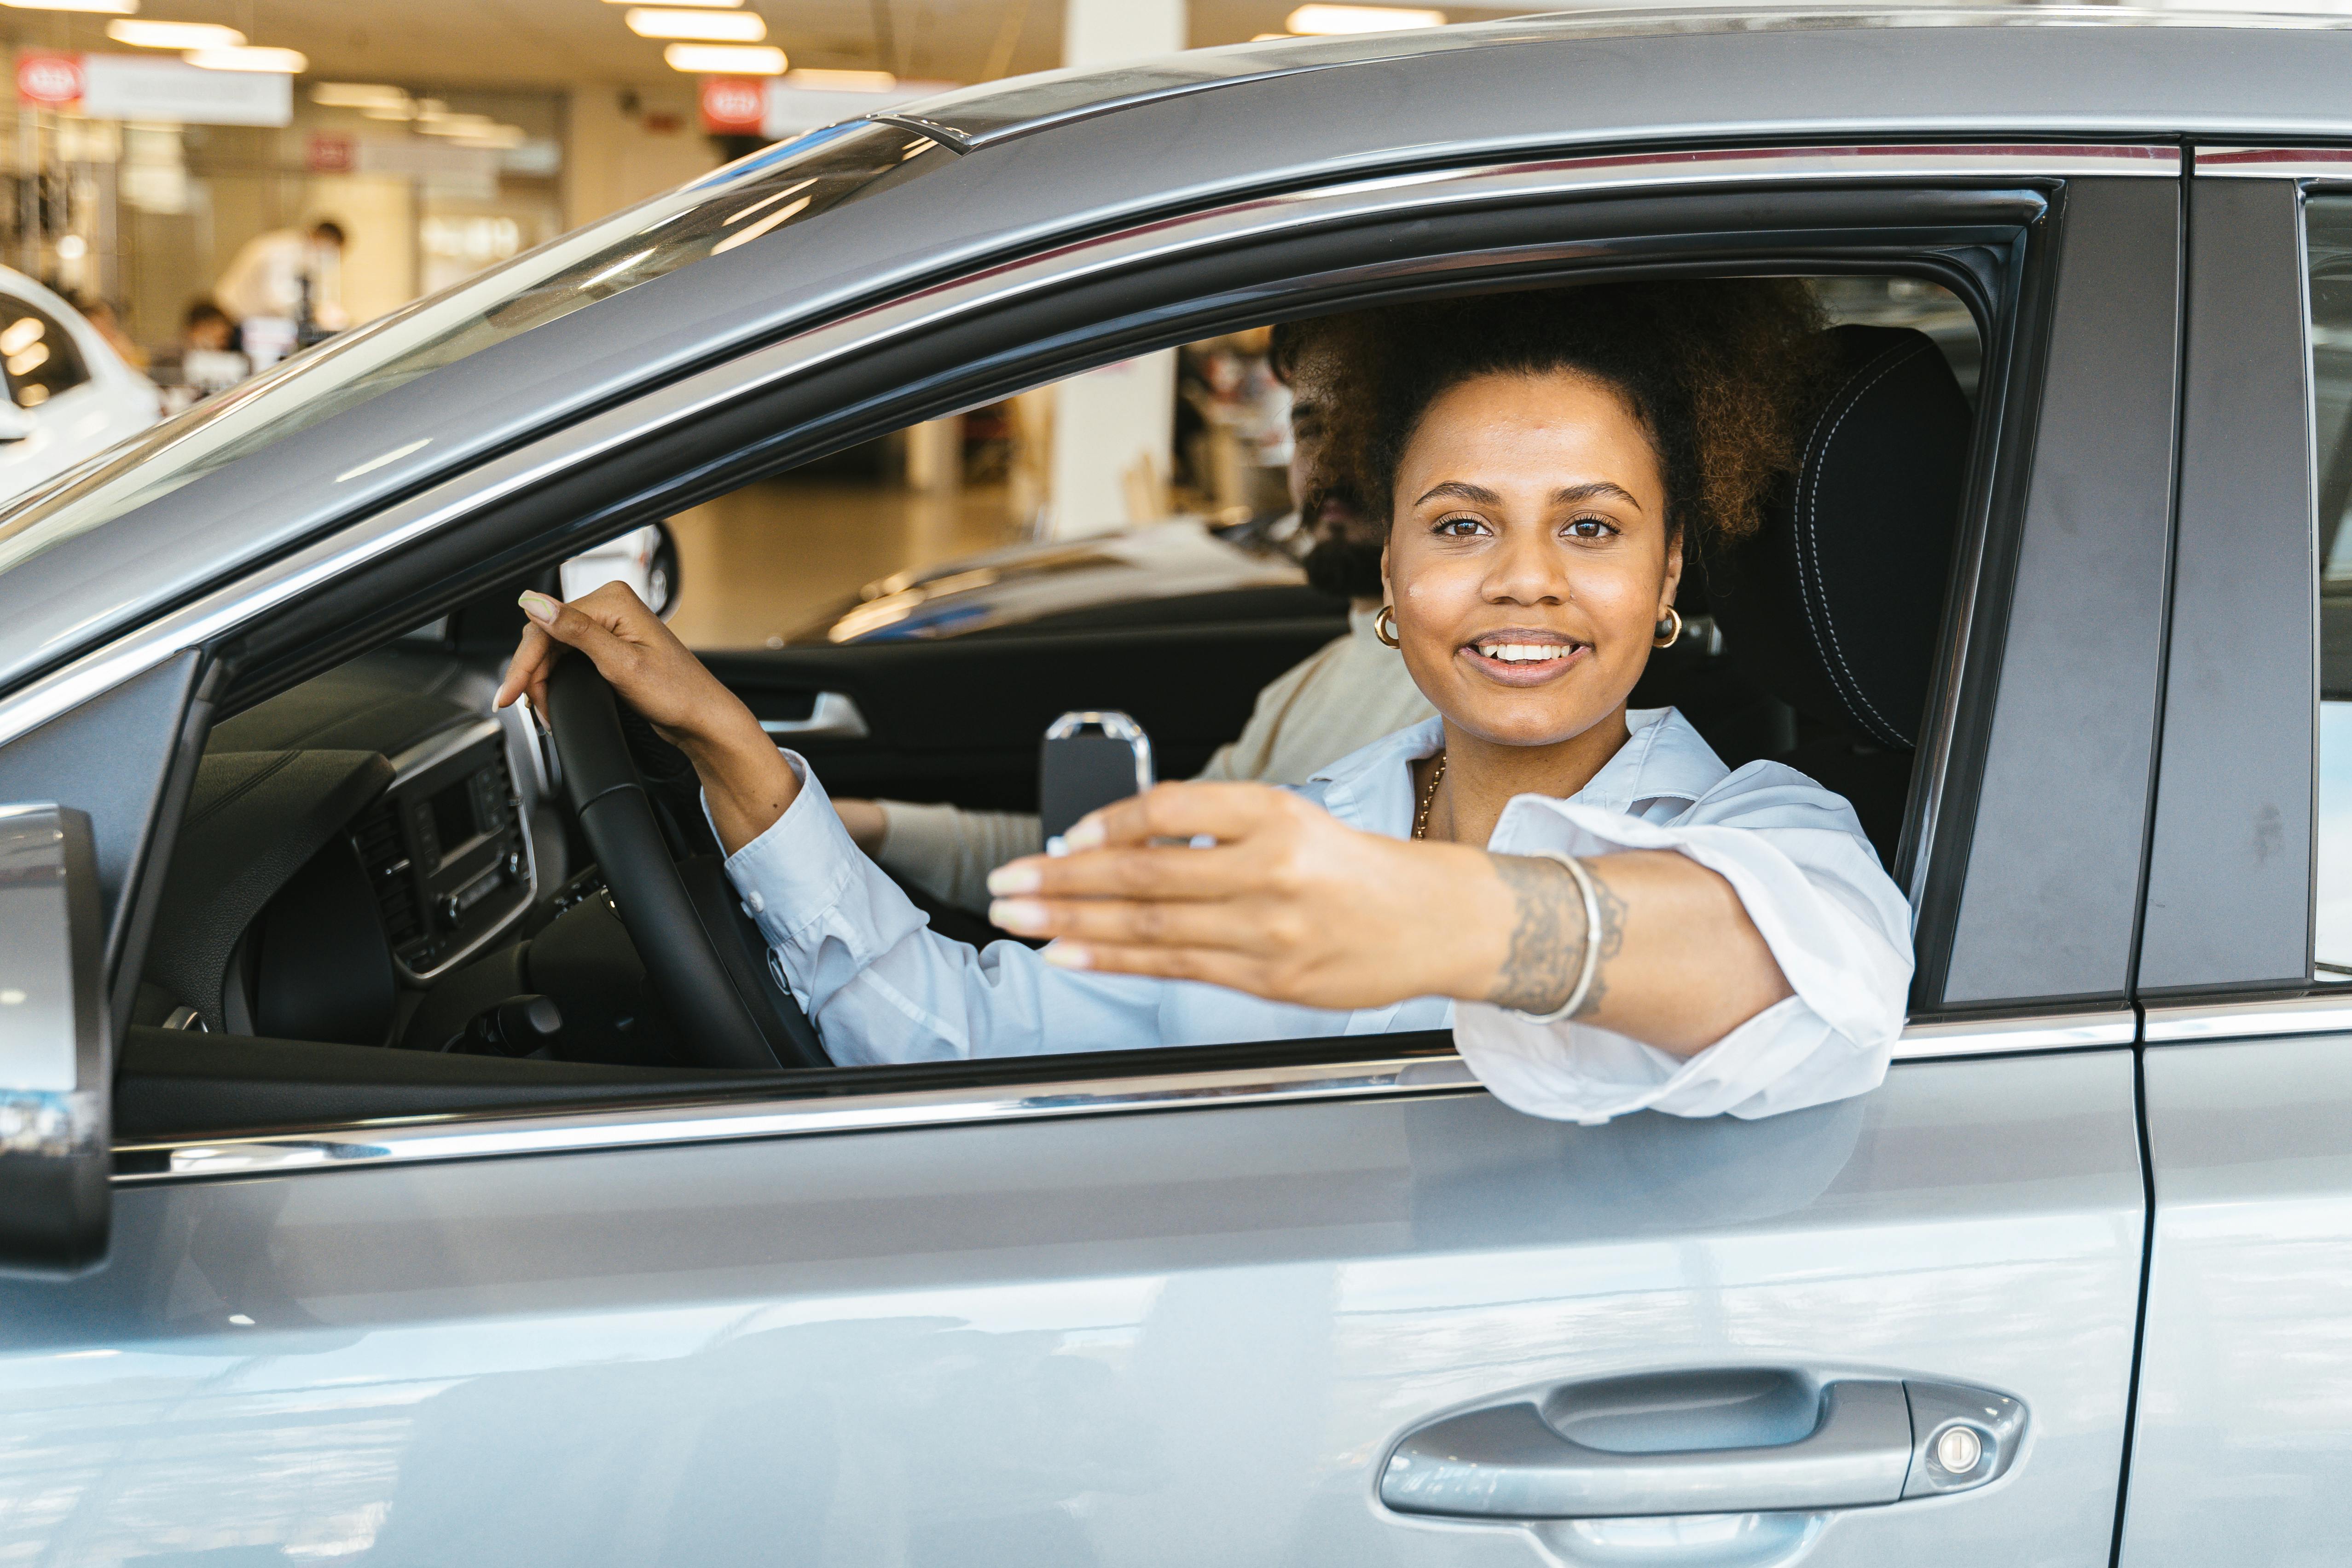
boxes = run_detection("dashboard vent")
[353,800,423,945]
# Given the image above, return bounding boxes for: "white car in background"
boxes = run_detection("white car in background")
[0,266,159,500]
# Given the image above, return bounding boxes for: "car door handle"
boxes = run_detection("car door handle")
[758,691,869,741]
[1380,1373,2023,1520]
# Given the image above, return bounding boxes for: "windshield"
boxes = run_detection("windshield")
[0,118,942,583]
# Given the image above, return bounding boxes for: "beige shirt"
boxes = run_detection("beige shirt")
[876,604,1436,911]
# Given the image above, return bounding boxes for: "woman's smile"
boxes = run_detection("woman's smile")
[1459,627,1590,686]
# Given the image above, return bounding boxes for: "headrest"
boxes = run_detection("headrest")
[1703,324,1970,751]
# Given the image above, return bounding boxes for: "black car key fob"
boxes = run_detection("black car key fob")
[1039,711,1154,847]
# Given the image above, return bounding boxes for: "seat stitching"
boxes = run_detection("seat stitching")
[1796,341,1928,749]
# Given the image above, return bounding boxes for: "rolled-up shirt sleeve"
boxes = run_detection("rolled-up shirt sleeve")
[1455,761,1914,1125]
[715,753,1168,1066]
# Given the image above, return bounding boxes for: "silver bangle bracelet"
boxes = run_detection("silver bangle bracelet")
[1507,850,1603,1026]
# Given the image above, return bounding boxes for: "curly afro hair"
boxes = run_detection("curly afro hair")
[1368,279,1833,547]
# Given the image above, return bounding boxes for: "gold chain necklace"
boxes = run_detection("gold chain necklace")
[1413,750,1448,840]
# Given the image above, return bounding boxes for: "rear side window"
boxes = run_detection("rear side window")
[2306,195,2352,975]
[0,298,88,409]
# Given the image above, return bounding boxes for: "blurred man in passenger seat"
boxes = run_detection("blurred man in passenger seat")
[832,312,1433,914]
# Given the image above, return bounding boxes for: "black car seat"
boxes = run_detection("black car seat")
[1702,323,1973,866]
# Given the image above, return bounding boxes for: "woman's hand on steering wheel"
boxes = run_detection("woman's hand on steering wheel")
[495,585,799,854]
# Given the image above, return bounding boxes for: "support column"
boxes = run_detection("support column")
[1040,0,1186,538]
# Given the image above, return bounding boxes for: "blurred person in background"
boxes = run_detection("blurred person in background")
[832,310,1435,914]
[182,300,238,357]
[215,219,347,364]
[70,295,146,372]
[165,299,250,407]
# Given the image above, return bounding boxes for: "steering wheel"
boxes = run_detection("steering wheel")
[543,657,829,1070]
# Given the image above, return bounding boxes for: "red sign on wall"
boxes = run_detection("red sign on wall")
[306,132,354,173]
[15,53,82,109]
[699,76,765,135]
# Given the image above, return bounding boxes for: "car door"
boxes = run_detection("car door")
[2117,149,2352,1566]
[0,154,2175,1566]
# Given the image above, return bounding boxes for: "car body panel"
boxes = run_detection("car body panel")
[791,519,1307,645]
[2122,145,2351,1566]
[2123,1036,2352,1567]
[0,1052,2140,1566]
[0,12,2330,1559]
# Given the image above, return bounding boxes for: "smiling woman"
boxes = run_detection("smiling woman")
[495,280,1914,1124]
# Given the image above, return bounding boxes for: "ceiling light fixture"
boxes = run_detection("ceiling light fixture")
[108,19,242,48]
[626,7,765,41]
[607,0,744,5]
[184,45,308,73]
[0,0,137,13]
[1284,5,1446,34]
[662,42,785,74]
[782,68,897,92]
[311,82,410,108]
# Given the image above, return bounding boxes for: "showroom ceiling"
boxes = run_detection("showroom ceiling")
[0,0,1544,91]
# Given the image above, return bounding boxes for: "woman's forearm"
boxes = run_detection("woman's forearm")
[1474,850,1792,1054]
[678,710,802,856]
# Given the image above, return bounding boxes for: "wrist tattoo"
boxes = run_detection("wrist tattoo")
[1486,854,1626,1017]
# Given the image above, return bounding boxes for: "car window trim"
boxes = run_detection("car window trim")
[113,1009,2141,1186]
[2135,152,2320,1001]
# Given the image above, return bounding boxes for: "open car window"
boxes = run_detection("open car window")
[122,268,1981,1145]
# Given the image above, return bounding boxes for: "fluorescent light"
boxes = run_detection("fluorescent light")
[607,0,744,5]
[0,0,136,12]
[311,81,409,108]
[662,42,785,74]
[626,7,764,41]
[360,104,417,121]
[109,19,241,47]
[449,125,527,150]
[1252,33,1293,41]
[783,68,897,92]
[1284,5,1445,34]
[184,45,308,73]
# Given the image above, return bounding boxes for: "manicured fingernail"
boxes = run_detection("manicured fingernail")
[1062,817,1105,851]
[1042,942,1091,969]
[987,864,1039,896]
[990,898,1048,934]
[517,591,556,624]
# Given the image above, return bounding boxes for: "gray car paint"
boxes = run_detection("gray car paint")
[1,9,2332,1559]
[0,1053,2139,1566]
[14,9,2352,699]
[2124,1036,2352,1566]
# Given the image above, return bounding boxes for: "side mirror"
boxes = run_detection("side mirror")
[0,805,109,1276]
[649,520,680,619]
[0,402,35,443]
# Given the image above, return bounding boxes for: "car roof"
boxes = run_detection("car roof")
[886,4,2352,150]
[6,4,2351,701]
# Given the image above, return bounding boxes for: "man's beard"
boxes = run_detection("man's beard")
[1300,485,1387,600]
[1304,535,1387,600]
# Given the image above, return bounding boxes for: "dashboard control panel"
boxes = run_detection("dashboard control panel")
[351,720,533,981]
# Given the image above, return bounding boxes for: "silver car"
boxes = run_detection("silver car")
[0,7,2341,1562]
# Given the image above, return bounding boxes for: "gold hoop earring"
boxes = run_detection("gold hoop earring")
[1374,605,1401,648]
[1653,607,1683,648]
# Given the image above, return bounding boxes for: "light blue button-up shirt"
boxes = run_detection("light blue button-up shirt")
[722,708,1914,1123]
